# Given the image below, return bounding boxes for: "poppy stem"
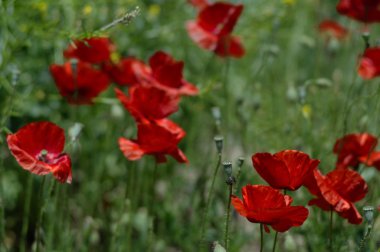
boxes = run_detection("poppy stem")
[224,184,233,251]
[199,153,222,246]
[20,176,33,252]
[260,224,264,252]
[329,208,333,252]
[35,176,47,252]
[147,162,158,251]
[272,231,278,252]
[99,6,140,31]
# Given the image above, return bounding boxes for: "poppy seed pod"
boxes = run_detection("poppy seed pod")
[214,136,223,154]
[223,161,233,177]
[237,157,244,168]
[363,206,374,224]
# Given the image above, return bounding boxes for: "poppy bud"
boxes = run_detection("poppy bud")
[223,161,232,177]
[214,136,223,154]
[237,157,244,168]
[363,206,374,224]
[362,32,370,49]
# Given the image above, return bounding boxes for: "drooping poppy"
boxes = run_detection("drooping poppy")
[336,0,380,23]
[103,58,149,86]
[318,20,348,40]
[333,133,377,168]
[7,121,72,183]
[64,37,115,64]
[252,150,320,191]
[358,47,380,79]
[108,51,198,96]
[118,119,188,163]
[146,51,199,96]
[186,2,245,58]
[114,87,180,123]
[305,168,368,224]
[50,61,110,104]
[231,185,309,232]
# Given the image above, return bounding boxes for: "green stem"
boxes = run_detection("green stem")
[147,162,158,251]
[272,231,278,252]
[260,224,264,252]
[20,176,33,252]
[224,184,233,251]
[199,153,222,245]
[358,224,372,252]
[329,208,333,252]
[35,176,47,252]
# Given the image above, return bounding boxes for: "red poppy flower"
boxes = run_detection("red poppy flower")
[6,122,72,183]
[231,185,309,232]
[336,0,380,23]
[64,37,115,64]
[252,150,320,191]
[333,133,377,168]
[186,2,245,58]
[358,151,380,170]
[108,51,198,96]
[318,20,348,40]
[103,58,149,86]
[305,168,367,224]
[50,61,110,104]
[188,0,209,10]
[358,47,380,79]
[118,119,188,163]
[114,87,180,123]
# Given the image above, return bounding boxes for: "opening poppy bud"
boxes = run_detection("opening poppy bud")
[223,161,233,177]
[363,206,374,224]
[237,157,244,168]
[214,136,223,154]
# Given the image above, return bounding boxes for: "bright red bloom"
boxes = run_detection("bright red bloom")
[333,133,377,168]
[114,87,180,123]
[188,0,209,10]
[186,2,245,58]
[318,20,348,40]
[336,0,380,23]
[7,122,72,183]
[231,185,309,232]
[103,58,148,86]
[118,119,188,163]
[305,169,368,224]
[108,51,198,96]
[64,37,115,64]
[358,47,380,79]
[50,61,110,104]
[252,150,320,191]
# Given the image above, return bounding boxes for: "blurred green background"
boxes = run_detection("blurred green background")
[1,0,379,251]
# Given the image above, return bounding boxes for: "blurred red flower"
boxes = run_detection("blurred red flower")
[103,58,148,86]
[231,185,309,232]
[188,0,209,10]
[64,37,115,64]
[336,0,380,23]
[305,168,367,224]
[119,119,188,163]
[50,61,110,104]
[318,20,348,40]
[107,51,198,96]
[114,87,180,123]
[252,150,320,191]
[358,47,380,79]
[333,133,378,168]
[7,122,72,183]
[186,2,245,58]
